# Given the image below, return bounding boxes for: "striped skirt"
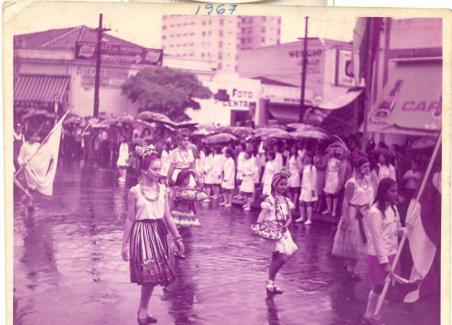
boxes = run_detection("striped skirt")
[129,219,175,286]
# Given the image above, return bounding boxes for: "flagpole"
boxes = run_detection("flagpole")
[374,132,442,316]
[15,110,71,177]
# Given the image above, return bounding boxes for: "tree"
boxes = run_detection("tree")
[121,66,212,121]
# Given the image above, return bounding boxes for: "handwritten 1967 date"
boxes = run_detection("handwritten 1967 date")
[195,4,238,15]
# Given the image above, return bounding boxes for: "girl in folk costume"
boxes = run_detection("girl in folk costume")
[332,156,375,280]
[167,132,196,187]
[121,146,184,324]
[322,151,343,217]
[262,151,279,197]
[240,149,258,211]
[287,145,301,209]
[170,169,203,229]
[296,154,318,225]
[255,172,298,295]
[220,148,236,207]
[362,178,404,325]
[116,135,129,184]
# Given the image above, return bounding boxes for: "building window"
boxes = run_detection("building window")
[208,31,212,35]
[261,37,265,43]
[219,41,223,48]
[261,27,266,32]
[201,53,205,57]
[209,20,212,25]
[218,62,222,69]
[219,30,224,36]
[202,21,206,26]
[218,53,223,59]
[191,22,195,25]
[202,31,206,36]
[189,53,194,57]
[162,25,167,30]
[220,18,224,26]
[262,16,266,21]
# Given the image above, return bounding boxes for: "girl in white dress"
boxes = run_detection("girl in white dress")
[262,151,278,197]
[322,152,343,216]
[297,154,317,225]
[255,172,297,295]
[240,151,258,211]
[211,147,225,200]
[332,156,375,280]
[202,147,214,201]
[117,136,129,183]
[376,153,396,183]
[234,144,246,200]
[220,148,236,207]
[287,145,301,208]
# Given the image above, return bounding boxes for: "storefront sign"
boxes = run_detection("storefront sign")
[77,66,129,88]
[336,49,355,87]
[216,87,257,110]
[75,41,162,65]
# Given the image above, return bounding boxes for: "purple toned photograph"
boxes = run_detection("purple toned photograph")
[10,6,442,325]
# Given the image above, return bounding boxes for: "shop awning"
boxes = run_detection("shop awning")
[367,61,441,136]
[14,74,70,108]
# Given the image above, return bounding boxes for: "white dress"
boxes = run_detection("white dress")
[260,196,298,256]
[275,153,283,173]
[221,157,236,190]
[377,164,396,182]
[211,153,225,185]
[236,151,246,181]
[287,155,301,188]
[203,154,214,185]
[262,160,278,196]
[117,143,129,168]
[160,150,171,177]
[324,157,341,194]
[299,165,318,202]
[240,157,257,193]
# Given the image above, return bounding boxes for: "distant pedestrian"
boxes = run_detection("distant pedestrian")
[322,152,343,217]
[255,172,297,295]
[116,135,129,184]
[362,178,404,325]
[121,148,184,324]
[262,150,278,197]
[286,145,301,209]
[240,150,258,211]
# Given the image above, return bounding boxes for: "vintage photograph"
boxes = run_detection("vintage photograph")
[6,3,444,325]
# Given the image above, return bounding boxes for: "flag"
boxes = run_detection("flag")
[402,151,441,303]
[22,113,66,196]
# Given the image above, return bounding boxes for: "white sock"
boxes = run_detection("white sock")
[364,291,379,319]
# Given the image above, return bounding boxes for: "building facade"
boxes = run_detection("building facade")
[14,26,162,117]
[161,15,281,71]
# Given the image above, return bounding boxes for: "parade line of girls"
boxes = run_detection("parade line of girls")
[120,134,410,325]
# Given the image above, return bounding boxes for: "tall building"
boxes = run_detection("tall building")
[161,15,281,71]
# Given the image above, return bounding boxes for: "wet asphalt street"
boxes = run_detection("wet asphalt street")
[13,161,439,325]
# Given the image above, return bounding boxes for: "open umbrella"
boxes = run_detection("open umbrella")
[227,126,255,138]
[117,114,134,124]
[255,127,286,137]
[411,137,436,150]
[64,115,82,125]
[175,121,199,129]
[136,111,175,127]
[203,132,238,144]
[372,147,395,159]
[267,129,293,140]
[192,128,215,137]
[291,129,329,140]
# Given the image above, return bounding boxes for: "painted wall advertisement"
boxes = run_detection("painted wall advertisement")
[77,66,129,88]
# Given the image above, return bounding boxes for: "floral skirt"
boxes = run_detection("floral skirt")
[129,219,175,286]
[262,230,298,256]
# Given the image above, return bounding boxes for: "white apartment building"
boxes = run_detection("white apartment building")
[161,15,281,71]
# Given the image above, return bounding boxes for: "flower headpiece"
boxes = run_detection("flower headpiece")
[135,144,157,157]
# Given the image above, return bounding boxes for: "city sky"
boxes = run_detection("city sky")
[6,2,357,48]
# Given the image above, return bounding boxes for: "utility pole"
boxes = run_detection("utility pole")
[93,14,111,117]
[362,18,376,149]
[299,17,309,122]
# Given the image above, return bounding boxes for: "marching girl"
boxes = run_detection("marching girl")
[255,172,298,295]
[240,149,258,211]
[262,151,279,197]
[220,148,236,207]
[121,147,184,324]
[332,156,375,280]
[362,178,403,325]
[322,151,343,217]
[287,145,301,209]
[296,154,318,225]
[166,132,196,187]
